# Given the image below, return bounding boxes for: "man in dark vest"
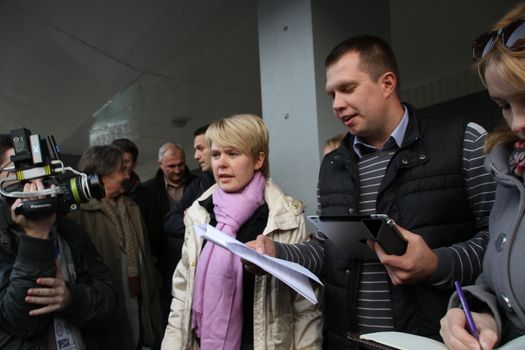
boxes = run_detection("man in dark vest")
[251,35,496,348]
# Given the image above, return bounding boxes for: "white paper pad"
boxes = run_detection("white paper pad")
[360,331,525,350]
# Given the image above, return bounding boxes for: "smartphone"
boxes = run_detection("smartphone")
[365,214,407,256]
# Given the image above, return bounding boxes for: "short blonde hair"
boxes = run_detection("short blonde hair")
[477,3,525,152]
[205,114,270,178]
[324,133,346,150]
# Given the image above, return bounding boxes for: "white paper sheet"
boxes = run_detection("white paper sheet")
[360,331,525,350]
[194,224,323,304]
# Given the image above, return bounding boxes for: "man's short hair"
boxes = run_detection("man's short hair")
[193,124,210,137]
[158,143,184,162]
[325,35,400,90]
[78,145,122,176]
[111,138,139,163]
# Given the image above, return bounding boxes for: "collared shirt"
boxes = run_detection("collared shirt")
[353,105,409,158]
[165,179,184,210]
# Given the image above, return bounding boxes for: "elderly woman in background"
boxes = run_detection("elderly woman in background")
[69,145,162,349]
[440,4,525,350]
[161,114,322,350]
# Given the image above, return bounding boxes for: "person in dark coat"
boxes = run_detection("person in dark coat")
[250,35,496,346]
[143,142,195,324]
[164,125,215,270]
[143,143,195,217]
[0,134,117,349]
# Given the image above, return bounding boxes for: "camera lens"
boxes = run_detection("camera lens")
[86,173,104,200]
[68,173,105,203]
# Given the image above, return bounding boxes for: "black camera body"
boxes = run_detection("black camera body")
[11,127,60,171]
[1,128,104,219]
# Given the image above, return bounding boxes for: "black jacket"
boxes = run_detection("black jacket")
[125,171,167,275]
[164,170,215,239]
[0,214,117,349]
[143,168,196,219]
[163,170,215,280]
[143,167,196,282]
[320,108,475,348]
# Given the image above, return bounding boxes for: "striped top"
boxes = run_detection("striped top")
[275,121,496,331]
[354,140,397,332]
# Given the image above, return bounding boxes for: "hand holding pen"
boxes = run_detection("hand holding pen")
[455,281,482,348]
[439,282,498,350]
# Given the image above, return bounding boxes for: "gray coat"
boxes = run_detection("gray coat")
[449,144,525,340]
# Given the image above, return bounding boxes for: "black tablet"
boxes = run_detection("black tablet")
[307,214,407,259]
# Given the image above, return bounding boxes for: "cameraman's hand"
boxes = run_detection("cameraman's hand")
[11,180,56,239]
[26,262,71,316]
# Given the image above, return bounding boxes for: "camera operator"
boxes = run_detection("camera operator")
[0,134,118,349]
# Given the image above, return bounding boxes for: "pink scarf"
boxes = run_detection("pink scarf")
[509,140,525,178]
[192,172,265,350]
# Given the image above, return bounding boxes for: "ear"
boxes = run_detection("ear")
[380,72,397,97]
[254,152,265,171]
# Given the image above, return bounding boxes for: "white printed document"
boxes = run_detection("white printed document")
[194,224,323,304]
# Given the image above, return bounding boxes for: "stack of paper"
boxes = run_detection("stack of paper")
[194,224,323,304]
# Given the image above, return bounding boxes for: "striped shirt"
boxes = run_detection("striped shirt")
[355,140,397,332]
[275,121,496,331]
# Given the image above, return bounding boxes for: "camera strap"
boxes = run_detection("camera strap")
[53,233,84,350]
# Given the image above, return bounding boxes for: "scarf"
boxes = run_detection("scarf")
[100,196,142,295]
[192,172,265,350]
[509,140,525,178]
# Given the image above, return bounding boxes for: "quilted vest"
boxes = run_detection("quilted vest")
[319,110,474,348]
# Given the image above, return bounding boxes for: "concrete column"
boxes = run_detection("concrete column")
[257,0,319,214]
[257,0,390,215]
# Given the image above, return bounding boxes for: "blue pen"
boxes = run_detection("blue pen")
[454,281,481,342]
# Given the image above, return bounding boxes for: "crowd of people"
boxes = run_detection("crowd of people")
[1,3,525,350]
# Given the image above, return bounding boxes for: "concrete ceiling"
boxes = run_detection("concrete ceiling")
[0,0,261,173]
[0,0,516,177]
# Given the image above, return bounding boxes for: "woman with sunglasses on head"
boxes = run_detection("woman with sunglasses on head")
[440,4,525,350]
[161,114,322,350]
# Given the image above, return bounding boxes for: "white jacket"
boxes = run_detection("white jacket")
[161,179,322,350]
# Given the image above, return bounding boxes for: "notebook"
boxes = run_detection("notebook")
[358,331,525,350]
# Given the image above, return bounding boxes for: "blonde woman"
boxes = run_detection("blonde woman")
[440,4,525,349]
[162,114,322,350]
[322,132,345,155]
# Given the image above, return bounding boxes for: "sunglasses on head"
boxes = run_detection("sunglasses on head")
[472,18,525,61]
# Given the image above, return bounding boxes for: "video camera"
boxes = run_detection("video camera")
[0,127,104,219]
